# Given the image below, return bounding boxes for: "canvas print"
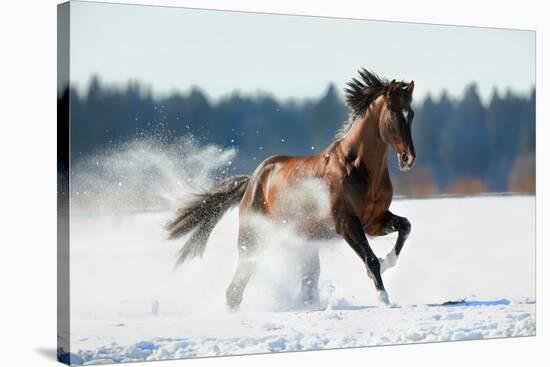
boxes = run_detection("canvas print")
[57,1,536,365]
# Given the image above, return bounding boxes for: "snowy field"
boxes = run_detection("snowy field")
[67,195,536,365]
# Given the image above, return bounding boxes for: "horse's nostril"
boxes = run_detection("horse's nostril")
[401,152,409,163]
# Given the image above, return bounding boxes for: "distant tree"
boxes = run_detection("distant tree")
[413,92,453,189]
[392,165,439,197]
[412,94,438,165]
[307,84,348,149]
[508,152,535,193]
[518,88,536,154]
[446,178,487,196]
[441,84,489,182]
[66,78,535,196]
[432,91,454,187]
[485,89,523,190]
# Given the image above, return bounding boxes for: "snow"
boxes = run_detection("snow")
[67,195,536,364]
[71,301,534,365]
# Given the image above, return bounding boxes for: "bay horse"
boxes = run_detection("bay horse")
[167,69,416,308]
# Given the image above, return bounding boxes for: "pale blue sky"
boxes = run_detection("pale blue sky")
[69,1,535,103]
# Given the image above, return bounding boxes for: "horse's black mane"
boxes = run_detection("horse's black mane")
[344,69,388,117]
[335,69,389,140]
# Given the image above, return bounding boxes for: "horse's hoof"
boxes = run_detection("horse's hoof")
[299,291,320,309]
[226,295,242,312]
[378,290,390,306]
[226,304,240,313]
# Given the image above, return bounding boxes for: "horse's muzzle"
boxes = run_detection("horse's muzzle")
[397,148,415,172]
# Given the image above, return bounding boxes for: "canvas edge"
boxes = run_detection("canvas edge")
[57,1,72,365]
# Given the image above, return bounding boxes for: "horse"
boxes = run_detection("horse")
[166,69,416,308]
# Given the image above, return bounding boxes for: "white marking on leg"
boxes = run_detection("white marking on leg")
[380,249,398,274]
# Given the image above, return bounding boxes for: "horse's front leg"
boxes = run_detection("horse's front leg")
[337,215,390,305]
[377,211,411,274]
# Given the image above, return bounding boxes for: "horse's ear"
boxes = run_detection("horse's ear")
[407,80,415,96]
[386,79,397,97]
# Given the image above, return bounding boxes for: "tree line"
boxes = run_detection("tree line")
[64,76,535,196]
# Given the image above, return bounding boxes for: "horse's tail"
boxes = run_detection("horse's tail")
[166,175,250,267]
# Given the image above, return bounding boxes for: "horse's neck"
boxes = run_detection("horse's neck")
[340,100,388,179]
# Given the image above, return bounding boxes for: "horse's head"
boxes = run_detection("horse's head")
[379,80,416,171]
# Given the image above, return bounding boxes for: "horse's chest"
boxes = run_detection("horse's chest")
[343,170,392,216]
[361,192,391,223]
[350,183,392,232]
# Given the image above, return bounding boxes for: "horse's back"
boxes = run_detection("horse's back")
[239,154,336,238]
[238,154,294,214]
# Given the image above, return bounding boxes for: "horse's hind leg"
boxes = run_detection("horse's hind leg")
[226,222,258,309]
[299,247,320,307]
[377,211,411,274]
[226,256,255,309]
